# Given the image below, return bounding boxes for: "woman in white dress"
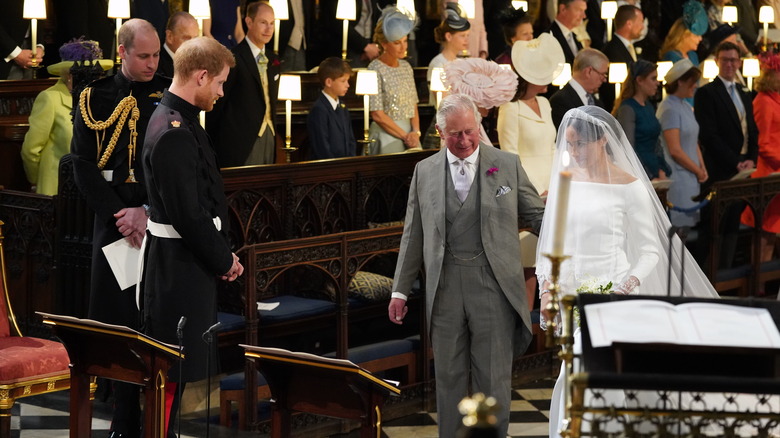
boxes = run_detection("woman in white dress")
[427,2,470,101]
[536,106,719,438]
[497,33,564,304]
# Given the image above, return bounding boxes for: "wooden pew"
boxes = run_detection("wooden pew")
[706,174,780,296]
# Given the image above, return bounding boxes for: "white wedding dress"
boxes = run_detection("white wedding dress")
[538,107,721,438]
[547,180,659,438]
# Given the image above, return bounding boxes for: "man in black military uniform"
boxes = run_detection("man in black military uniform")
[70,18,170,438]
[141,36,243,436]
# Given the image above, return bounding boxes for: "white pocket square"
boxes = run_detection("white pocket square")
[496,186,511,197]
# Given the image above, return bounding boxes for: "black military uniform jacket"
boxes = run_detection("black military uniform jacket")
[141,91,233,382]
[70,71,169,327]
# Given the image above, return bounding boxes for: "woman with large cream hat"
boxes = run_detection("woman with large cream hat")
[497,32,565,306]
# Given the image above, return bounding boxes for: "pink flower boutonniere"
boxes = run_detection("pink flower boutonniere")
[271,58,281,67]
[487,167,499,176]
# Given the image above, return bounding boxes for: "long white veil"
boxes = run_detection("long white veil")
[535,106,718,299]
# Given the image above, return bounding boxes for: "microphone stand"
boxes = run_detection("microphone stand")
[176,317,186,438]
[202,321,221,438]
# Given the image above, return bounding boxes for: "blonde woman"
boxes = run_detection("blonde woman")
[368,6,421,154]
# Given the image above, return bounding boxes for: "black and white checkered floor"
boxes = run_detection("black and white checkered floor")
[9,379,554,438]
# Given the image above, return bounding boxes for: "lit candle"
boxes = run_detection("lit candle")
[363,94,370,133]
[342,20,349,58]
[30,18,37,62]
[274,20,281,53]
[115,18,122,60]
[285,99,292,139]
[551,170,572,256]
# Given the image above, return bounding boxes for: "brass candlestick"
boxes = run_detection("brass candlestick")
[282,135,297,163]
[542,252,576,438]
[357,130,375,156]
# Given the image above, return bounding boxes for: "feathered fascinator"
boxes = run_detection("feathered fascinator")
[443,2,470,31]
[48,37,112,76]
[380,5,418,42]
[443,58,518,109]
[759,51,780,72]
[682,0,708,36]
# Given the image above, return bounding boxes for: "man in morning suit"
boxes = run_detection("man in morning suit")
[599,4,644,112]
[207,1,280,166]
[548,0,587,65]
[550,48,608,129]
[307,57,357,159]
[141,36,243,437]
[0,1,43,79]
[70,18,170,438]
[388,94,545,438]
[158,11,199,78]
[694,41,758,268]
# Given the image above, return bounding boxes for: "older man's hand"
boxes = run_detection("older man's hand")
[388,297,408,325]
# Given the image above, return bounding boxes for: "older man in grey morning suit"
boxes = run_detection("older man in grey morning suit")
[388,93,545,437]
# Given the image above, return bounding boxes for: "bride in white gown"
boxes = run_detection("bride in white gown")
[536,106,720,438]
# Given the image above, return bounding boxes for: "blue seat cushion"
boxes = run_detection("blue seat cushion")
[216,312,245,332]
[715,264,751,282]
[324,339,414,363]
[258,295,336,323]
[220,370,267,391]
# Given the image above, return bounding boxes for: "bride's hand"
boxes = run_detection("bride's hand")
[615,276,639,295]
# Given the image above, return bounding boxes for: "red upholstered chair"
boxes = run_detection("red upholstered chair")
[0,221,71,437]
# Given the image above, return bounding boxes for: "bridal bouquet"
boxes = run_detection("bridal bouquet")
[573,277,613,327]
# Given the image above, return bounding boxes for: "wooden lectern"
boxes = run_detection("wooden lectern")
[37,312,183,438]
[241,345,400,438]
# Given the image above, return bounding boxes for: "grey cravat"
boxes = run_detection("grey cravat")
[454,160,472,203]
[586,93,595,106]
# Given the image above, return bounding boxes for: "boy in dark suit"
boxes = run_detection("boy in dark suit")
[307,57,357,160]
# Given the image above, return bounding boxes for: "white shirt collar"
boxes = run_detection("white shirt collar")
[568,78,590,106]
[446,145,480,166]
[322,91,340,110]
[615,33,632,49]
[246,36,264,61]
[718,76,737,89]
[555,19,574,36]
[163,43,175,59]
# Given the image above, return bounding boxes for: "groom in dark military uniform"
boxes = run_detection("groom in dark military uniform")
[141,36,243,437]
[70,18,169,438]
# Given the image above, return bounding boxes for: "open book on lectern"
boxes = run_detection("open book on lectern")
[585,300,780,349]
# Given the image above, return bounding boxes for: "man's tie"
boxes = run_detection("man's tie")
[256,52,274,136]
[454,160,472,203]
[567,32,579,56]
[729,83,745,120]
[628,44,637,62]
[586,93,595,106]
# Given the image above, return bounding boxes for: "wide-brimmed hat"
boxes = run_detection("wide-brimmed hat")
[665,58,697,83]
[443,58,518,109]
[682,0,708,36]
[511,33,565,86]
[380,6,416,42]
[47,38,113,76]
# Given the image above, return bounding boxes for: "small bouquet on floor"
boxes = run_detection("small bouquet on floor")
[573,277,613,327]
